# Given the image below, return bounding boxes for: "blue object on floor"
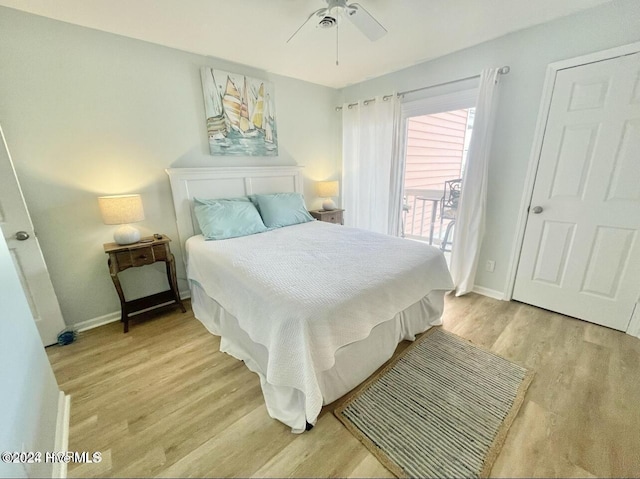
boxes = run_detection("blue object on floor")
[57,329,77,346]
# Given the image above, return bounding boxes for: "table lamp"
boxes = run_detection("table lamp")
[317,181,339,211]
[98,194,145,245]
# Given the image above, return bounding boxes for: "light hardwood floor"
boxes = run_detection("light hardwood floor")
[46,293,640,478]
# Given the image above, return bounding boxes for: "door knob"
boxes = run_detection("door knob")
[531,206,543,214]
[15,231,30,241]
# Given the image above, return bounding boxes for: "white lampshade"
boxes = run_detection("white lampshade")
[317,181,339,211]
[317,181,339,198]
[98,194,145,245]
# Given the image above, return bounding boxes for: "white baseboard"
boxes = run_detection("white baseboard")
[75,310,121,333]
[52,392,71,478]
[472,285,506,301]
[74,289,191,332]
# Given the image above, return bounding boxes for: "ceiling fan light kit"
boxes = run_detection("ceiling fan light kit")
[318,15,337,28]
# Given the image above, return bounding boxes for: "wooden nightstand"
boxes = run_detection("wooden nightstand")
[104,234,186,332]
[309,209,344,225]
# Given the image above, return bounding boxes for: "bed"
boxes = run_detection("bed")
[166,166,454,432]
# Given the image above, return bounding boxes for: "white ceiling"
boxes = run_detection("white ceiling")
[0,0,611,88]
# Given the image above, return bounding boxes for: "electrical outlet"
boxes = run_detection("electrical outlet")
[485,260,496,272]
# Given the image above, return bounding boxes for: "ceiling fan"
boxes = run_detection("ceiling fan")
[287,0,387,47]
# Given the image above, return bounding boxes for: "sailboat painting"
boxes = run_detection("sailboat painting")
[200,67,278,156]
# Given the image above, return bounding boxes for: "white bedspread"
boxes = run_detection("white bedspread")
[186,221,453,428]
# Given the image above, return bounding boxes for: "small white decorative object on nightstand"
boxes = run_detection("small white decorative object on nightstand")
[98,194,145,245]
[317,180,339,211]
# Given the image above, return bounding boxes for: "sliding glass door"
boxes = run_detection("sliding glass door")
[400,89,477,256]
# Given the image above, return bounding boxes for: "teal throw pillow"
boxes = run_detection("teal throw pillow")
[194,197,267,240]
[254,192,314,228]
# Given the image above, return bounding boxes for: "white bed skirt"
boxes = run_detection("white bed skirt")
[191,281,445,433]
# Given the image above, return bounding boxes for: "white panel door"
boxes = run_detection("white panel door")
[0,126,66,345]
[514,52,640,331]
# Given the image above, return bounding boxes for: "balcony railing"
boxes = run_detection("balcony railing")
[402,188,448,245]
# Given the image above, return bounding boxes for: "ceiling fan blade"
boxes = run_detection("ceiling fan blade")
[286,7,327,43]
[346,3,387,41]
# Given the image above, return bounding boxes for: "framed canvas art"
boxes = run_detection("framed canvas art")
[201,67,278,156]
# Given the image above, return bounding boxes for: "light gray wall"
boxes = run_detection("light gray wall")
[340,0,640,295]
[0,7,340,327]
[0,232,60,479]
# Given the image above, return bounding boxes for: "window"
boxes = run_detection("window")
[400,89,476,250]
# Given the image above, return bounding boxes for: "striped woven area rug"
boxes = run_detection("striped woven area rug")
[334,328,533,478]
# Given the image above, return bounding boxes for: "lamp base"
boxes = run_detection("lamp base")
[114,224,141,245]
[322,198,336,211]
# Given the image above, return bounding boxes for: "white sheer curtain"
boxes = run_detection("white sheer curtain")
[342,95,403,235]
[450,68,501,295]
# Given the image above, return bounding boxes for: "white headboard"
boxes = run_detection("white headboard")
[165,166,304,251]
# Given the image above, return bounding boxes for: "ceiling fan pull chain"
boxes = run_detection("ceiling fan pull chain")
[336,14,340,66]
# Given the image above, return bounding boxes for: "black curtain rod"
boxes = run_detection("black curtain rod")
[335,65,510,111]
